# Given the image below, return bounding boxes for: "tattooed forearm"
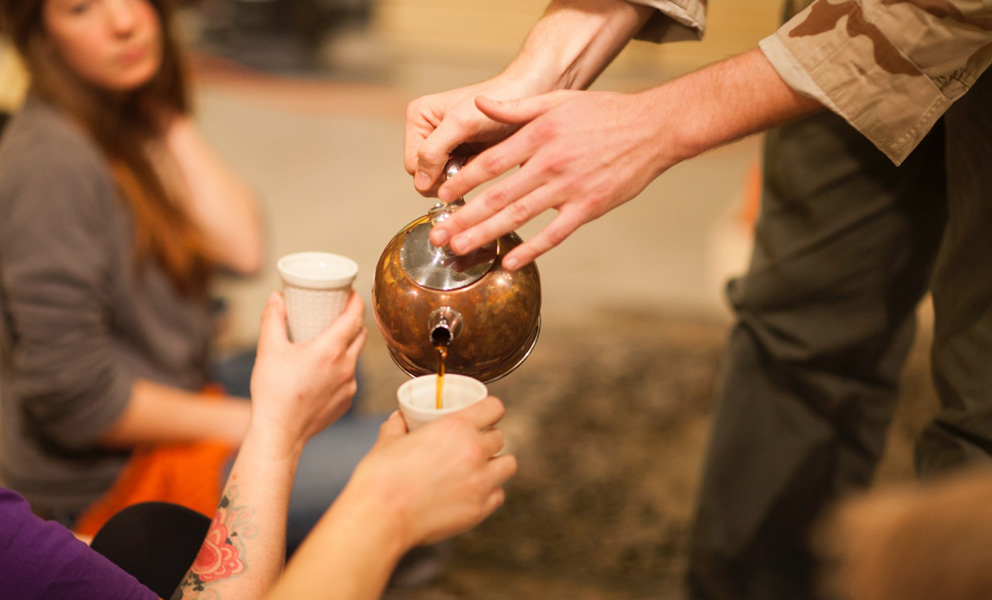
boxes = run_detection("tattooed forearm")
[170,484,257,600]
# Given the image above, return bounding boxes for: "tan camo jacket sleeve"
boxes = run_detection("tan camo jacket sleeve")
[760,0,992,164]
[626,0,708,43]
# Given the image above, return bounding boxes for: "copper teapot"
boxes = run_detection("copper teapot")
[372,162,541,383]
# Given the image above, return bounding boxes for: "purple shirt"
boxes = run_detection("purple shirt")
[0,487,158,600]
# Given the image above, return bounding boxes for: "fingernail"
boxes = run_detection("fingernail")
[438,187,453,203]
[415,171,431,189]
[503,257,519,271]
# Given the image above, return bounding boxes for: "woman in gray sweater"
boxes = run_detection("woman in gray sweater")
[0,0,381,551]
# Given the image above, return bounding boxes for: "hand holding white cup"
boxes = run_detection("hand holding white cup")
[397,374,488,432]
[277,251,359,343]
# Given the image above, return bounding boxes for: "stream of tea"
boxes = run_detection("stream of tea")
[435,345,448,409]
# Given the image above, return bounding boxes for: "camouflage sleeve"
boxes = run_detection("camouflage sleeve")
[625,0,707,43]
[760,0,992,164]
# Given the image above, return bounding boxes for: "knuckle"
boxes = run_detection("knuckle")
[342,363,357,382]
[464,444,486,465]
[529,118,558,141]
[505,200,532,227]
[418,141,444,168]
[544,153,569,176]
[584,191,611,215]
[478,151,504,175]
[482,187,508,211]
[545,224,570,247]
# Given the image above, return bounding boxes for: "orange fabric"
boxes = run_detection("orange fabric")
[73,385,238,537]
[739,161,762,228]
[73,440,236,537]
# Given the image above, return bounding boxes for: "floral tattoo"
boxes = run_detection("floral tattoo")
[170,485,257,600]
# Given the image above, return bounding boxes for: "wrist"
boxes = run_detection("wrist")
[506,0,653,92]
[498,55,567,96]
[243,417,306,464]
[633,85,707,177]
[324,485,409,564]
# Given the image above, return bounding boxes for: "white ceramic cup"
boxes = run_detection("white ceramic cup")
[277,251,359,343]
[397,374,488,432]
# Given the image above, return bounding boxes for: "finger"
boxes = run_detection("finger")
[486,453,518,486]
[501,207,587,271]
[481,487,506,516]
[315,293,365,350]
[345,327,368,363]
[479,427,506,457]
[256,291,289,353]
[404,99,435,176]
[444,180,559,256]
[415,114,476,195]
[448,179,556,255]
[430,163,545,248]
[378,411,408,442]
[460,396,505,430]
[475,93,569,125]
[435,130,541,206]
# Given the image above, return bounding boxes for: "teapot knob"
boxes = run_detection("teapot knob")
[444,156,464,182]
[429,157,468,226]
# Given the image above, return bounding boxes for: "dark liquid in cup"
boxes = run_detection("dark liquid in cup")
[435,345,448,409]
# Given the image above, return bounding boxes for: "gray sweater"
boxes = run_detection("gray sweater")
[0,96,211,512]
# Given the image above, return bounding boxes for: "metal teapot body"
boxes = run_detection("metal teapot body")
[372,204,541,383]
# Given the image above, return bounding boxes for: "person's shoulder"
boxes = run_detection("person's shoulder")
[0,96,116,217]
[0,95,110,188]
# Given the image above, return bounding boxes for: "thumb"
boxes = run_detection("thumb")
[475,92,568,125]
[257,291,289,353]
[377,411,409,443]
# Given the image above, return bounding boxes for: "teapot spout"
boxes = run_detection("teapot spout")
[428,307,463,347]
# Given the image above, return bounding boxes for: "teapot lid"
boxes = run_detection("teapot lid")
[399,201,498,291]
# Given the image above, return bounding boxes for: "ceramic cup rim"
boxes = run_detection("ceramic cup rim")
[277,252,359,289]
[397,374,488,418]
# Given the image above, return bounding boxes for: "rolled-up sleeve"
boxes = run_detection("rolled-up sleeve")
[0,142,135,450]
[760,0,992,164]
[627,0,707,43]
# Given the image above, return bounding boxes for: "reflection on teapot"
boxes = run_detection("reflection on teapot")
[372,163,541,383]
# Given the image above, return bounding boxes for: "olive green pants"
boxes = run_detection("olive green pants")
[686,72,992,599]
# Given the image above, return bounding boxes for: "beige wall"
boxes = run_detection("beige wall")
[373,0,784,80]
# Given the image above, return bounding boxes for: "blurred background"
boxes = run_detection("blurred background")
[0,1,937,597]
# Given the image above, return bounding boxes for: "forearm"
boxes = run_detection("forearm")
[645,47,822,169]
[265,491,406,600]
[163,116,265,275]
[98,378,251,447]
[503,0,654,93]
[171,428,301,600]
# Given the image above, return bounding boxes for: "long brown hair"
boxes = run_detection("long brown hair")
[1,0,211,296]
